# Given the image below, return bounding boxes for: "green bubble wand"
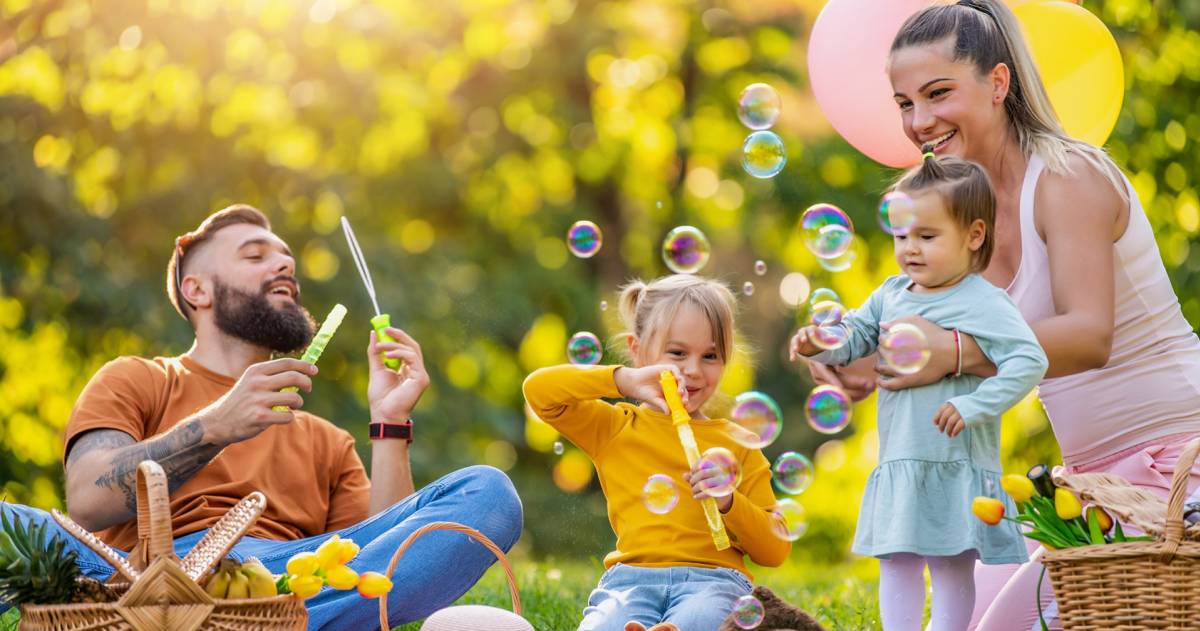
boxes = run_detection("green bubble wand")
[272,303,347,412]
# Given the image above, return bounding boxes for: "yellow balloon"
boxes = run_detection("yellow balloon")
[1014,1,1123,146]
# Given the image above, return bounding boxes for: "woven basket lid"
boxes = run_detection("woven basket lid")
[419,605,534,631]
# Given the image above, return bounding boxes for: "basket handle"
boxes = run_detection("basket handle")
[133,460,178,568]
[1159,437,1200,562]
[378,521,521,631]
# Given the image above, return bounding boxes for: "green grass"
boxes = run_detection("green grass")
[0,560,881,631]
[392,558,881,630]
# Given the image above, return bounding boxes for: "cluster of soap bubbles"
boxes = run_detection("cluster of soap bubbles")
[738,84,786,179]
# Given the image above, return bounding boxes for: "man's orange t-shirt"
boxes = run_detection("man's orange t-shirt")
[63,355,370,551]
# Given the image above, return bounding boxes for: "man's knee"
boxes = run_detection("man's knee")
[459,465,523,548]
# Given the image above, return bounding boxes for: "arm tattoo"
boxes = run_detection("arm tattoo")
[89,418,223,514]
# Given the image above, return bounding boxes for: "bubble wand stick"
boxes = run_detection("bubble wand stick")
[660,370,730,551]
[341,216,401,370]
[272,304,347,412]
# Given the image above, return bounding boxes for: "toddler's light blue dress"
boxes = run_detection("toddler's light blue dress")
[814,274,1048,563]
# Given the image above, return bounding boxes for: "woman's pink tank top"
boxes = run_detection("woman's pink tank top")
[1007,154,1200,466]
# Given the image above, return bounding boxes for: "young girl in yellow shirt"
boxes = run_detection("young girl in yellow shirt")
[523,274,790,631]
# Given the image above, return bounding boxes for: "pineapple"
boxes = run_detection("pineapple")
[0,506,116,605]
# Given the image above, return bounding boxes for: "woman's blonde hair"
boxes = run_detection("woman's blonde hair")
[891,0,1126,202]
[617,275,736,366]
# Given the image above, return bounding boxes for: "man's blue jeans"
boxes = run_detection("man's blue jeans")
[1,465,523,630]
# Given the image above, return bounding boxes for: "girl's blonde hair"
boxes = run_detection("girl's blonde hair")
[617,275,736,366]
[891,0,1127,203]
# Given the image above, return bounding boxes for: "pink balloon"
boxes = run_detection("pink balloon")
[808,0,930,168]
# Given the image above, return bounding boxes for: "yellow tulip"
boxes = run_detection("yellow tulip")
[288,574,324,599]
[357,571,394,598]
[315,535,344,570]
[324,564,360,590]
[334,539,360,565]
[1087,505,1113,533]
[1055,488,1082,520]
[286,551,319,577]
[1001,474,1036,504]
[972,496,1005,525]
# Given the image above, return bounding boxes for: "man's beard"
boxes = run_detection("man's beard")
[212,279,316,353]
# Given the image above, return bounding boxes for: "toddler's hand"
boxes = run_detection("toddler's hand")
[614,364,687,414]
[683,468,734,513]
[788,326,821,361]
[933,402,965,437]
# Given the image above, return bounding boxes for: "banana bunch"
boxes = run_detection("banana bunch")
[203,557,279,599]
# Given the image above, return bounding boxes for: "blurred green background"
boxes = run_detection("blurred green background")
[0,0,1197,572]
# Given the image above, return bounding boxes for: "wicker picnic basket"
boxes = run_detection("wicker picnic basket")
[1043,437,1200,630]
[18,460,307,631]
[378,521,527,631]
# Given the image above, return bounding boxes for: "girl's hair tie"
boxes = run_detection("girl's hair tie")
[922,151,935,162]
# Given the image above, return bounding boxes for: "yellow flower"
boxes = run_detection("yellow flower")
[1055,488,1082,520]
[288,574,324,599]
[286,551,319,577]
[1001,474,1036,504]
[357,571,394,598]
[324,564,360,590]
[972,496,1005,525]
[315,535,345,570]
[334,539,360,565]
[1087,505,1113,532]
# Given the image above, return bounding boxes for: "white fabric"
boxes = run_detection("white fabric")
[420,605,534,631]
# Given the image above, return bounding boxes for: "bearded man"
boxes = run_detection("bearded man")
[1,205,522,630]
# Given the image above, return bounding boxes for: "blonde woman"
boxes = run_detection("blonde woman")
[805,1,1200,628]
[523,275,789,631]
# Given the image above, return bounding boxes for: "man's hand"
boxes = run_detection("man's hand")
[367,327,430,422]
[933,402,965,438]
[201,358,316,446]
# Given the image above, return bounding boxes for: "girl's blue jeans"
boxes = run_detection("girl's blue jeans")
[578,563,754,631]
[1,465,523,631]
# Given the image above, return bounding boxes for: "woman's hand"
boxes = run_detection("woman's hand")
[614,364,687,413]
[683,467,734,513]
[801,357,877,402]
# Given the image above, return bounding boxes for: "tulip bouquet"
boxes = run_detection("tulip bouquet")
[972,464,1154,549]
[275,534,394,600]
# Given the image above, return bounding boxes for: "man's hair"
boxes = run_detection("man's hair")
[167,204,271,322]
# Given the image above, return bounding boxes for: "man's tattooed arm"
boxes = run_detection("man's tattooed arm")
[65,418,223,526]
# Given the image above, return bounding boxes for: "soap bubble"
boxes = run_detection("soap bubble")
[772,452,815,495]
[566,220,602,258]
[642,474,679,514]
[662,226,711,274]
[742,131,786,179]
[805,385,851,434]
[731,594,765,629]
[737,83,782,130]
[754,260,767,276]
[696,447,739,498]
[809,300,846,327]
[730,391,783,448]
[880,322,931,375]
[771,498,808,541]
[567,331,603,365]
[800,204,854,259]
[553,441,564,455]
[879,191,917,236]
[742,282,755,296]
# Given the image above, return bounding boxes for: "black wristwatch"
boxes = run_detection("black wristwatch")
[368,420,413,442]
